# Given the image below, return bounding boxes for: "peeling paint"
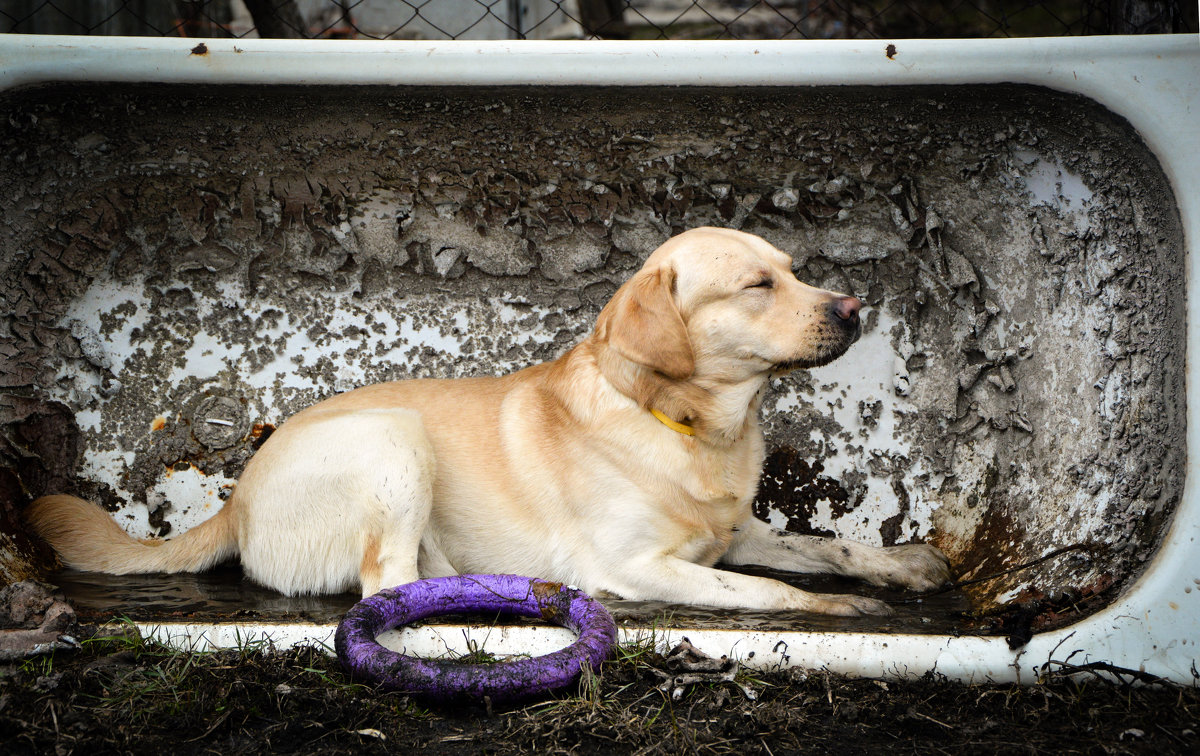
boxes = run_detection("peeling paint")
[0,84,1184,625]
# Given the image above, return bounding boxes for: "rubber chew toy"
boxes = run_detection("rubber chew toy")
[335,574,618,703]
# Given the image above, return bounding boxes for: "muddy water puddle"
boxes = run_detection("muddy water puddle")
[52,562,991,636]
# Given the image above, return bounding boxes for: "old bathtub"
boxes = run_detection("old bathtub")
[0,34,1196,682]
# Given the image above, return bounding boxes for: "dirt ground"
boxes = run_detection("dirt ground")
[2,625,1198,756]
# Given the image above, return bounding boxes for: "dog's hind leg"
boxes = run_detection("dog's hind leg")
[234,407,435,597]
[351,411,436,598]
[359,461,434,598]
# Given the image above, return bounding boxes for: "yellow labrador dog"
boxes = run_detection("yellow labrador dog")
[28,227,949,616]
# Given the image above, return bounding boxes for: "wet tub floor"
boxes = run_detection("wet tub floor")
[50,563,992,636]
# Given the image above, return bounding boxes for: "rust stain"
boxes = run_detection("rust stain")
[929,494,1034,611]
[886,44,897,60]
[1031,572,1116,632]
[531,580,564,599]
[753,446,851,538]
[191,43,208,56]
[250,422,276,450]
[151,416,166,432]
[531,580,565,621]
[970,571,1120,641]
[162,460,207,476]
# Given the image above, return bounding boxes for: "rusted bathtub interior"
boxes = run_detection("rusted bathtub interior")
[0,83,1185,638]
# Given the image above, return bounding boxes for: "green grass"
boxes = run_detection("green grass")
[5,626,1198,755]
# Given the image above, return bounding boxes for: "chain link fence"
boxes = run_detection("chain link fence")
[1,1,1195,40]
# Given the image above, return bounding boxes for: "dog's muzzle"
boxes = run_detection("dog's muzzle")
[771,295,864,373]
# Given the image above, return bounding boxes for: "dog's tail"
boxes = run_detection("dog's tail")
[24,494,238,575]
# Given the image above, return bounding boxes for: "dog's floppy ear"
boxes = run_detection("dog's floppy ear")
[595,265,694,380]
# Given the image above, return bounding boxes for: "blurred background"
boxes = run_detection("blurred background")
[1,0,1196,40]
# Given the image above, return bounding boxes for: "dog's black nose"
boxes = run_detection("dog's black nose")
[831,296,861,324]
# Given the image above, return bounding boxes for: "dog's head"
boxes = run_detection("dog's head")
[595,227,861,385]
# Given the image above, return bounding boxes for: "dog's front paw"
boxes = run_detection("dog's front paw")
[866,544,952,592]
[806,593,894,617]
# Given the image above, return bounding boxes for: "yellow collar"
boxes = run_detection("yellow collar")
[651,409,695,436]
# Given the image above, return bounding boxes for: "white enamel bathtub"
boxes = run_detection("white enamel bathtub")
[0,34,1196,683]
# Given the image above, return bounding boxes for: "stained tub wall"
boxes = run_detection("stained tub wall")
[0,84,1185,623]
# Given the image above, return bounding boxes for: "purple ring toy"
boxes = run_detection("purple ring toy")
[335,574,617,703]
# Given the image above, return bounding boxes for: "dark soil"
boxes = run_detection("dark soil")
[2,629,1197,755]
